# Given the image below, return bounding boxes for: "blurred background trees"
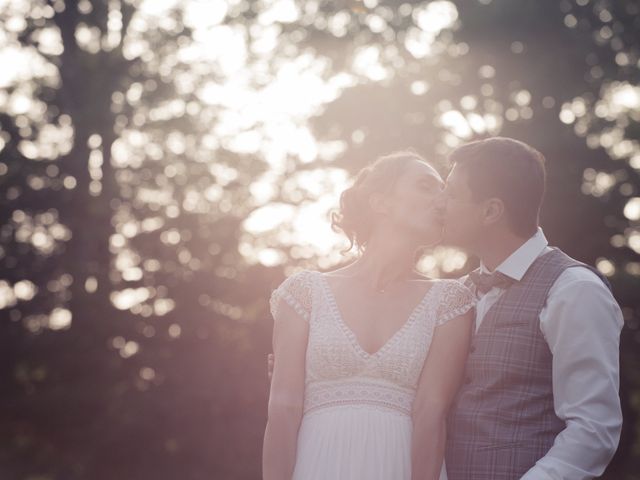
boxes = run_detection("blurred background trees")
[0,0,638,478]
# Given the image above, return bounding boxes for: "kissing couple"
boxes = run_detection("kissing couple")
[263,137,623,480]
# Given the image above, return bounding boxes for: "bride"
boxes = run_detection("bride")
[262,151,475,480]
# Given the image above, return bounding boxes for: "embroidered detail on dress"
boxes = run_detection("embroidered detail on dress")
[436,280,476,325]
[317,273,438,360]
[270,271,312,322]
[304,380,414,416]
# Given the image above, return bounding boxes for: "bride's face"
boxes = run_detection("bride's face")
[376,159,444,245]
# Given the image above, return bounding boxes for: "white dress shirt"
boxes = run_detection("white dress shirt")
[473,228,623,480]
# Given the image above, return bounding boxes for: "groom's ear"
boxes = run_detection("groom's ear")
[482,198,505,226]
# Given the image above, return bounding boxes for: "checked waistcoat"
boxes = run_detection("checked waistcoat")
[445,248,609,480]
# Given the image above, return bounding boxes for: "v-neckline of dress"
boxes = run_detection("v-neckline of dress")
[316,272,438,359]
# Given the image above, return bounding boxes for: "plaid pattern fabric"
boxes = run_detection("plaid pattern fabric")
[445,248,609,480]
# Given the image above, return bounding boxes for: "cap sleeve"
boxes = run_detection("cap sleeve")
[436,280,476,326]
[269,271,312,322]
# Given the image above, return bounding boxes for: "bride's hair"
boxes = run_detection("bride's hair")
[331,150,432,253]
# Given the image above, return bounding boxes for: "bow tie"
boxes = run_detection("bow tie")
[468,270,515,295]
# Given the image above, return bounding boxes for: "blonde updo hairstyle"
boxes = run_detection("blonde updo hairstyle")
[331,150,430,252]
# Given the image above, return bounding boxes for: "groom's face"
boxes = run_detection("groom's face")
[440,164,484,248]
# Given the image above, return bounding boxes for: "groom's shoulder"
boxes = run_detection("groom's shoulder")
[557,262,609,287]
[545,247,607,283]
[543,247,613,296]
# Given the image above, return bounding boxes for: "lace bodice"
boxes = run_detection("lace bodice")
[270,271,475,416]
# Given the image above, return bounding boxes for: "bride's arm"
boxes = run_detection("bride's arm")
[411,310,473,480]
[262,301,308,480]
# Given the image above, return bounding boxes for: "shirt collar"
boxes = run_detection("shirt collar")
[479,228,549,281]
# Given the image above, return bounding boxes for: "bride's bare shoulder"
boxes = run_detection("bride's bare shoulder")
[408,271,440,289]
[410,271,432,281]
[411,277,468,294]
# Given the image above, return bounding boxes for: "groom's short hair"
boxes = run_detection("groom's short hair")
[449,137,546,238]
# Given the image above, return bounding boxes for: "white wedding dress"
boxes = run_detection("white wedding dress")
[270,270,475,480]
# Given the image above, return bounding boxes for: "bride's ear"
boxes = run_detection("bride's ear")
[482,198,505,226]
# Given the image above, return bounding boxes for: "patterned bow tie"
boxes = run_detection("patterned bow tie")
[468,270,515,295]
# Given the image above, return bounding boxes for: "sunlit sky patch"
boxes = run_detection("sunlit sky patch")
[2,0,640,322]
[243,167,351,265]
[0,0,466,279]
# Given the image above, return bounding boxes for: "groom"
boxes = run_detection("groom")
[440,137,623,479]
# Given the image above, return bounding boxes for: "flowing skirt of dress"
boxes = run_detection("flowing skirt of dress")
[292,404,447,480]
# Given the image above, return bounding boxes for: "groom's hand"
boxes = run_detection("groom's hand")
[267,353,274,380]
